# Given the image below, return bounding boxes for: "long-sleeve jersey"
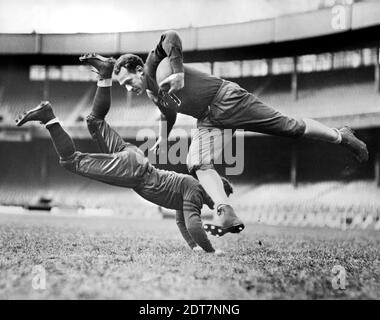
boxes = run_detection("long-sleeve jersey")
[144,30,223,122]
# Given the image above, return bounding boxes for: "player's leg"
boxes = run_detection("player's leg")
[303,119,368,163]
[15,101,143,188]
[210,81,368,163]
[79,53,115,120]
[15,101,75,160]
[187,127,244,235]
[80,53,129,154]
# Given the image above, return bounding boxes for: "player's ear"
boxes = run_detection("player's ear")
[136,65,144,74]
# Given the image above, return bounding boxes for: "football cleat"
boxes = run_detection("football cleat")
[339,126,369,163]
[79,53,115,79]
[15,101,55,127]
[203,223,245,237]
[203,204,245,237]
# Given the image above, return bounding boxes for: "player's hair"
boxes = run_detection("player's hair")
[116,53,144,73]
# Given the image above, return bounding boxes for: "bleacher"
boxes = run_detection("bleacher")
[0,67,42,123]
[2,65,379,132]
[235,67,380,121]
[48,81,94,124]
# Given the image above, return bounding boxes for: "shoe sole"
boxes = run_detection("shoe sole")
[79,53,115,78]
[79,53,109,63]
[15,102,50,127]
[203,223,245,237]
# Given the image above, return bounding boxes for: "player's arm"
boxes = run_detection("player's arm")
[147,90,177,153]
[146,30,185,93]
[146,89,177,135]
[150,112,176,154]
[175,210,197,249]
[183,197,215,253]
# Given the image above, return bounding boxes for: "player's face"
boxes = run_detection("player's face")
[116,66,147,95]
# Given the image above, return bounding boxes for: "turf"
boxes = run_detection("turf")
[0,213,379,299]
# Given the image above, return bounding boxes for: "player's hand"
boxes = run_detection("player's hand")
[146,90,158,104]
[150,136,166,155]
[214,249,225,256]
[159,72,184,93]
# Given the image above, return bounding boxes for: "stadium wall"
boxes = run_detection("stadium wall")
[1,1,380,57]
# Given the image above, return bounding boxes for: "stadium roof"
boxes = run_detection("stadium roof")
[0,0,355,34]
[1,1,380,57]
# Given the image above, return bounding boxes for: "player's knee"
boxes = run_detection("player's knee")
[86,114,103,133]
[186,156,215,175]
[59,152,80,172]
[296,119,307,137]
[283,118,306,138]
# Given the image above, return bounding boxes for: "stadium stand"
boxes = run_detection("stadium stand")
[0,67,42,122]
[48,81,94,124]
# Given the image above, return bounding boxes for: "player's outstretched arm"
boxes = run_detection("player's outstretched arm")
[183,197,215,253]
[175,210,197,250]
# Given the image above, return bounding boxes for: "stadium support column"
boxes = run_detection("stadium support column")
[375,48,380,93]
[292,57,299,101]
[43,69,49,101]
[290,144,298,188]
[375,151,380,187]
[39,142,48,186]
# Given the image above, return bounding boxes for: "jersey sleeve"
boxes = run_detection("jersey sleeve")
[183,191,215,253]
[175,210,197,249]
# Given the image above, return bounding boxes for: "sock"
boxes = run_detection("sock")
[91,79,112,119]
[332,128,342,144]
[196,169,230,208]
[46,122,76,159]
[45,117,60,127]
[303,118,341,144]
[97,79,112,87]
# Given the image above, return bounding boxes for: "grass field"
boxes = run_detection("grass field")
[0,212,379,300]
